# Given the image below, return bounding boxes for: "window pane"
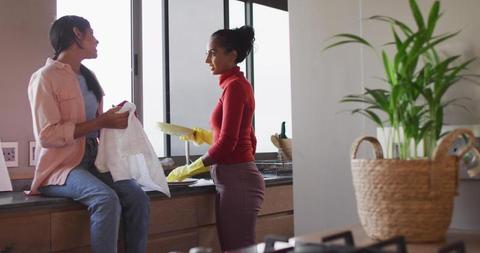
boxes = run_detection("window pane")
[229,0,246,72]
[142,1,165,156]
[253,4,292,152]
[56,1,132,111]
[169,0,223,157]
[229,0,245,27]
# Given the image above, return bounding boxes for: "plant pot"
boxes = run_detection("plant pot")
[350,128,475,242]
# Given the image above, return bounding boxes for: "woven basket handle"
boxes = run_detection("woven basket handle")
[430,128,475,197]
[433,128,476,161]
[351,136,384,160]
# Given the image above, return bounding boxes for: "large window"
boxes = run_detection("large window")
[229,0,246,73]
[228,1,292,153]
[57,0,291,157]
[142,1,165,156]
[57,0,166,156]
[252,3,292,152]
[168,0,223,157]
[57,0,132,112]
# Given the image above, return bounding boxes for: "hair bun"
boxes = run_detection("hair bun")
[211,25,255,63]
[237,25,255,44]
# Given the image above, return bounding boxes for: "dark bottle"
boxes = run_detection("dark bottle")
[279,121,288,139]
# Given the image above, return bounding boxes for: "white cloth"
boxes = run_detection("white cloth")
[95,102,170,197]
[0,138,13,192]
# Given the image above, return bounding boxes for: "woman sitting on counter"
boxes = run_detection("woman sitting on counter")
[167,25,265,252]
[27,15,150,253]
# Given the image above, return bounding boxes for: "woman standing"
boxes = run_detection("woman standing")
[28,16,150,253]
[167,26,265,252]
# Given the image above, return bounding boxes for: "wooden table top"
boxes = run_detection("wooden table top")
[291,224,480,253]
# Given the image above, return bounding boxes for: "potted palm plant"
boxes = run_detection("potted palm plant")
[325,0,478,242]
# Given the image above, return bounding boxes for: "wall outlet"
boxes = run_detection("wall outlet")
[1,142,18,167]
[29,141,37,166]
[3,147,15,161]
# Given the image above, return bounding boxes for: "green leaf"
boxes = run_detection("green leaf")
[431,55,460,86]
[369,15,413,36]
[405,32,460,72]
[436,58,475,98]
[395,34,417,76]
[391,85,404,109]
[409,0,425,30]
[426,1,440,38]
[383,41,396,47]
[393,26,402,50]
[365,88,390,111]
[352,109,384,128]
[418,121,433,140]
[323,33,374,51]
[382,51,397,86]
[323,40,363,51]
[434,108,443,138]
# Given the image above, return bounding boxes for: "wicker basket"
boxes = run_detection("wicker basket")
[350,128,475,242]
[271,135,293,161]
[278,138,292,161]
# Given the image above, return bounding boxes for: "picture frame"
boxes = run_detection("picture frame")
[29,141,37,167]
[1,142,18,167]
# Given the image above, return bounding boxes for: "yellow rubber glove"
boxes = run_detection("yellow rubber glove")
[166,157,209,182]
[180,127,213,145]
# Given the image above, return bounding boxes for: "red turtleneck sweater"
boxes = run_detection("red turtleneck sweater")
[208,67,256,164]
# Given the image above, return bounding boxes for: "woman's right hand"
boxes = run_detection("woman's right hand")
[180,127,213,145]
[97,107,129,129]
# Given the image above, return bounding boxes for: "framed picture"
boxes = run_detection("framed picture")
[1,142,18,167]
[29,141,37,166]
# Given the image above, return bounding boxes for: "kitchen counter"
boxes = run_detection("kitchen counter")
[0,174,292,212]
[0,174,293,252]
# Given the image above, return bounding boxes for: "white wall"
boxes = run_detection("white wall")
[288,0,364,235]
[0,0,55,179]
[289,0,480,235]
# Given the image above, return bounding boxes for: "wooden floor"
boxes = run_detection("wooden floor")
[292,224,480,253]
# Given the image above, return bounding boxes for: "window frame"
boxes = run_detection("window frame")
[133,0,287,158]
[225,0,290,156]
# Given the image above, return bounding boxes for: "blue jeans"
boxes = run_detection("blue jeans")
[39,139,150,253]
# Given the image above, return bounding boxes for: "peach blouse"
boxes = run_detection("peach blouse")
[27,58,103,194]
